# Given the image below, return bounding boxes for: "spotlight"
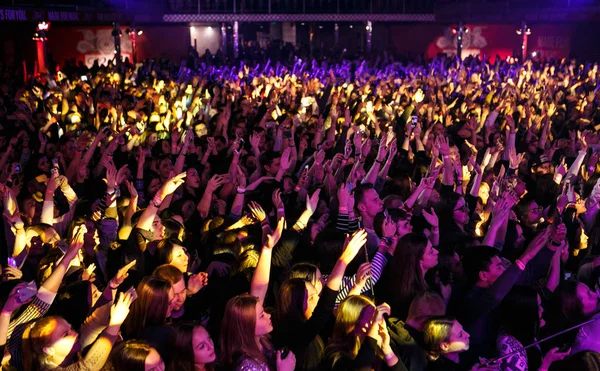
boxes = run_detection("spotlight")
[301,22,305,26]
[532,51,537,57]
[137,29,143,35]
[319,25,323,29]
[349,25,353,29]
[190,26,195,31]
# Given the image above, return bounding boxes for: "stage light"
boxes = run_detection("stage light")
[349,25,353,29]
[190,26,195,31]
[137,29,143,35]
[532,51,537,57]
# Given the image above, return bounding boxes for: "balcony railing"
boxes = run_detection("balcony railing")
[165,0,435,14]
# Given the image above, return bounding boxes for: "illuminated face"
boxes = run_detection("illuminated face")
[169,279,187,312]
[144,348,165,371]
[151,215,165,241]
[442,321,470,354]
[255,301,273,336]
[358,188,384,218]
[453,197,469,226]
[420,241,439,272]
[192,327,216,365]
[304,281,319,319]
[170,244,189,273]
[44,317,80,365]
[577,282,599,317]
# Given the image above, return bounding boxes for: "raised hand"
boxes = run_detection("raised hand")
[206,174,225,193]
[109,292,133,326]
[422,207,439,228]
[124,180,138,199]
[436,136,450,157]
[272,188,284,210]
[355,262,373,286]
[337,182,351,210]
[306,189,321,214]
[249,201,267,223]
[280,147,293,171]
[508,148,523,170]
[187,272,209,295]
[2,282,31,314]
[159,172,186,198]
[266,217,285,249]
[340,229,368,264]
[109,260,137,289]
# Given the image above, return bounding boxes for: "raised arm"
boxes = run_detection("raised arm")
[250,217,284,305]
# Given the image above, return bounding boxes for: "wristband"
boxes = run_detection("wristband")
[376,159,384,164]
[277,208,285,214]
[384,353,395,361]
[515,259,526,271]
[339,207,349,213]
[151,194,164,208]
[236,187,246,194]
[442,155,450,160]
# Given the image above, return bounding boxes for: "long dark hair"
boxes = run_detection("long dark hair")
[435,192,465,230]
[499,286,543,369]
[167,322,214,371]
[108,340,154,371]
[121,277,171,340]
[387,233,429,317]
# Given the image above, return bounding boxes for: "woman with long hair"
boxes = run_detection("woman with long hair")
[496,286,549,371]
[273,230,368,370]
[166,322,215,371]
[121,277,174,357]
[108,340,165,371]
[21,292,132,371]
[380,233,439,320]
[323,295,403,370]
[219,218,296,371]
[435,192,472,250]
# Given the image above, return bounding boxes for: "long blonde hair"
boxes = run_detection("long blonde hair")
[325,295,376,367]
[219,294,274,370]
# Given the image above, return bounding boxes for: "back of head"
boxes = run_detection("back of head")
[499,286,540,346]
[314,227,346,273]
[109,340,153,371]
[122,277,171,339]
[550,351,600,371]
[406,291,446,329]
[152,264,184,287]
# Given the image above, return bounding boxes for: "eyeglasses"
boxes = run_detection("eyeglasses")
[454,204,469,212]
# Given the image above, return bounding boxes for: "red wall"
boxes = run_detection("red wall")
[379,23,574,60]
[46,24,190,67]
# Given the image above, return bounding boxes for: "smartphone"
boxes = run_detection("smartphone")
[81,75,88,81]
[7,258,17,268]
[411,116,418,128]
[17,281,37,303]
[56,241,68,255]
[125,286,138,301]
[13,163,21,174]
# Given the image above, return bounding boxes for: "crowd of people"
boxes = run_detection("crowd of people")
[0,52,600,371]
